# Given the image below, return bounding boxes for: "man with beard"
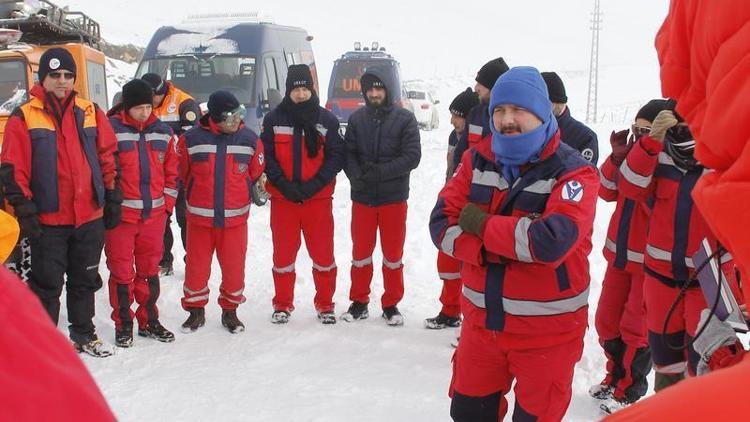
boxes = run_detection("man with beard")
[260,64,345,325]
[342,67,421,326]
[450,57,509,170]
[430,66,598,421]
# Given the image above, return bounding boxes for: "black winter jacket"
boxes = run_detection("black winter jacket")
[344,68,421,206]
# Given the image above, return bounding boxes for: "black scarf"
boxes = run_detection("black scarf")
[280,93,321,157]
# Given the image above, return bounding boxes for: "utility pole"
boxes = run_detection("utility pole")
[586,0,602,124]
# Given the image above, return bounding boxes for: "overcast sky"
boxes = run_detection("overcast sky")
[65,0,670,113]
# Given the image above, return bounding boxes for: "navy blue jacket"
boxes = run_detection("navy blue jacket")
[557,107,599,165]
[344,68,421,206]
[451,102,491,170]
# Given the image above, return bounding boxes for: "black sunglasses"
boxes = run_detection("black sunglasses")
[48,71,75,80]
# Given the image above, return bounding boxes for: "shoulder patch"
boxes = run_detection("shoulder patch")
[581,148,594,162]
[185,111,197,122]
[562,180,584,202]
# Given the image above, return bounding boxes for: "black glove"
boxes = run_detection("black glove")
[458,203,489,237]
[14,200,42,239]
[299,179,323,200]
[104,188,123,230]
[277,179,304,203]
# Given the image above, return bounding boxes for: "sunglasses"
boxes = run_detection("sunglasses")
[630,124,651,140]
[48,71,75,81]
[219,105,247,124]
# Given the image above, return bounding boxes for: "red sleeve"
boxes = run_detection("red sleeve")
[480,165,600,268]
[163,134,179,213]
[0,114,33,201]
[249,138,265,183]
[429,151,486,267]
[94,107,117,190]
[618,136,662,202]
[598,154,619,202]
[177,134,190,187]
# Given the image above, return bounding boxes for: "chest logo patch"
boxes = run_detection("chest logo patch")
[562,180,584,202]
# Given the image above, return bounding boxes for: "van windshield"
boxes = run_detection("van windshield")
[0,59,28,115]
[136,55,257,106]
[330,60,386,99]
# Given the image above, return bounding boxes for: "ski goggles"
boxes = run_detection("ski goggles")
[218,105,247,124]
[630,124,651,140]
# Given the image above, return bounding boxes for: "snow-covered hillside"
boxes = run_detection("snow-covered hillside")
[69,55,659,421]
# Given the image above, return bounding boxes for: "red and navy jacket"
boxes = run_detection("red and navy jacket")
[260,105,345,201]
[178,115,265,228]
[450,103,491,170]
[599,153,652,274]
[0,85,117,227]
[618,135,733,283]
[430,133,599,336]
[108,110,178,224]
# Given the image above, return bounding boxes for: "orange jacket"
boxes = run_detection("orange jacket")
[656,0,750,305]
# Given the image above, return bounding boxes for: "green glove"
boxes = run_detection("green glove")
[458,203,489,237]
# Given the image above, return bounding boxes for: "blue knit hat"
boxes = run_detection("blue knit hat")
[488,66,553,123]
[488,66,558,182]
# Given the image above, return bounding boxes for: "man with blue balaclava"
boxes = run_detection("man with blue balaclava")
[429,66,600,421]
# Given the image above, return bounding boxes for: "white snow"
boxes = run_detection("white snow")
[42,1,681,420]
[155,24,240,56]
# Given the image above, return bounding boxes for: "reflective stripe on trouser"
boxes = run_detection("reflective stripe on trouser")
[350,201,407,308]
[105,214,167,328]
[182,221,248,310]
[437,251,461,317]
[270,199,336,313]
[450,322,584,422]
[644,273,705,376]
[594,264,651,402]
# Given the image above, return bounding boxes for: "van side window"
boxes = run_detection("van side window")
[86,60,108,109]
[263,57,282,110]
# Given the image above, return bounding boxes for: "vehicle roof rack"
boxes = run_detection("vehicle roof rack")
[0,0,101,48]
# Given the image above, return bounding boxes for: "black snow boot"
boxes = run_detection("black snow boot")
[115,328,133,348]
[382,306,404,326]
[341,301,369,322]
[424,313,462,329]
[222,309,245,334]
[139,320,175,343]
[180,308,205,334]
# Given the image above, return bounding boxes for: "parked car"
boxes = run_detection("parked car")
[326,42,409,125]
[407,88,439,130]
[135,12,318,134]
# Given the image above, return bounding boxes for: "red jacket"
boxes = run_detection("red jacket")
[656,0,750,300]
[618,135,733,281]
[599,153,651,274]
[429,134,598,340]
[260,105,345,202]
[1,85,117,227]
[0,267,115,420]
[178,116,264,228]
[109,111,178,224]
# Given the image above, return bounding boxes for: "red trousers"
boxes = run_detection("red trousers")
[350,201,407,308]
[644,274,706,376]
[437,251,461,317]
[594,264,651,401]
[105,212,166,329]
[270,198,336,313]
[181,221,248,310]
[450,323,584,421]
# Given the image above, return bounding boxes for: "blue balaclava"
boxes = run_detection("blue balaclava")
[488,66,559,182]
